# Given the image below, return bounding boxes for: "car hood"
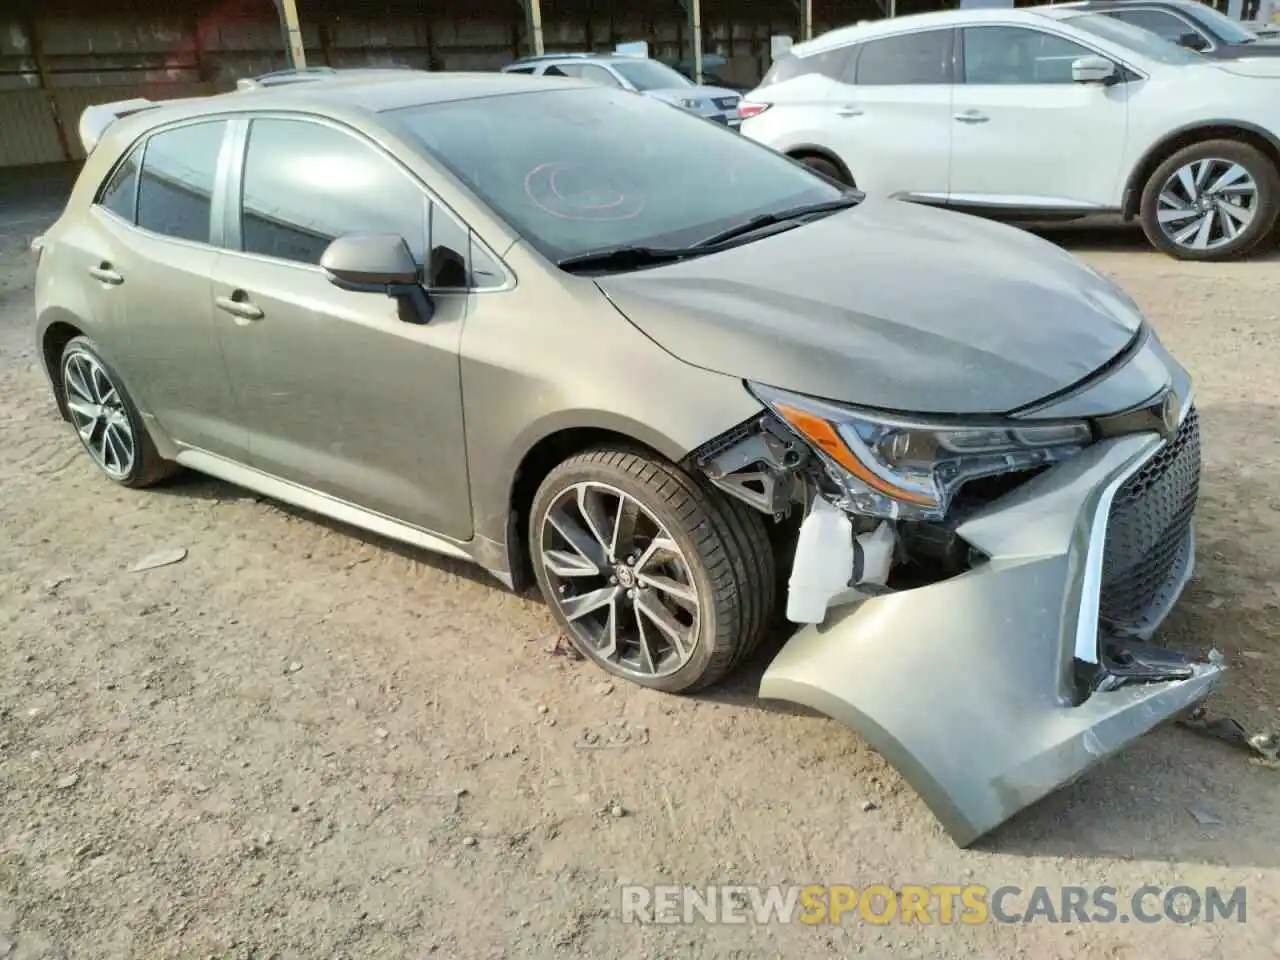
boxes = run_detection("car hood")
[1213,54,1280,74]
[594,197,1146,415]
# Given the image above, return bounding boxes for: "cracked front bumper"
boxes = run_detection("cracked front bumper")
[759,412,1223,847]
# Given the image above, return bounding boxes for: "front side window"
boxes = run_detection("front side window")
[388,86,845,264]
[97,145,142,222]
[855,30,951,84]
[962,27,1095,84]
[609,59,693,90]
[1106,9,1207,45]
[136,120,227,243]
[238,118,428,268]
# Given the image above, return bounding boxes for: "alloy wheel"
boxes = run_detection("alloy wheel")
[62,350,136,480]
[539,481,701,680]
[1155,158,1258,252]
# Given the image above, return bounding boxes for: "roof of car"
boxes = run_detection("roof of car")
[508,52,646,66]
[793,7,1060,55]
[123,71,594,128]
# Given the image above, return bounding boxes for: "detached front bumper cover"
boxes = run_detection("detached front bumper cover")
[759,425,1224,847]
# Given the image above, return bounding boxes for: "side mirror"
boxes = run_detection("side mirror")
[1071,55,1118,84]
[1177,31,1209,51]
[320,234,434,324]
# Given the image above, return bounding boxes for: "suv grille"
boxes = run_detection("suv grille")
[714,96,741,110]
[1099,405,1200,633]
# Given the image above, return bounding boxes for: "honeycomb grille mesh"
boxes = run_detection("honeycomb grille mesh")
[1100,405,1201,631]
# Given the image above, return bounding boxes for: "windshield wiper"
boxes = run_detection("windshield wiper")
[693,194,863,248]
[556,244,705,274]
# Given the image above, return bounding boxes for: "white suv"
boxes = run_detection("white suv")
[740,7,1280,260]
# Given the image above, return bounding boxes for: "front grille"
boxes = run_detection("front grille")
[1099,404,1201,633]
[714,96,741,110]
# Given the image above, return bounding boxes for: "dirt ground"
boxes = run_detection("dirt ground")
[2,167,1279,960]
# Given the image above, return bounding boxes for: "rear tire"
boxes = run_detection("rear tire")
[529,448,776,693]
[794,153,850,186]
[1139,139,1280,262]
[60,336,174,488]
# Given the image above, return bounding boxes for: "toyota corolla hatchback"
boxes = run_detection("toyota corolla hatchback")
[35,71,1221,845]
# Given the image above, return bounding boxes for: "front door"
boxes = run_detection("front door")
[210,116,474,541]
[948,25,1131,210]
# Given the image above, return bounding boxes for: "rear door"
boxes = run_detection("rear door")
[820,29,955,196]
[948,25,1131,210]
[77,118,246,461]
[209,115,474,540]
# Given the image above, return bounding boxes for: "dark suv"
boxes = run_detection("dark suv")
[1054,0,1280,56]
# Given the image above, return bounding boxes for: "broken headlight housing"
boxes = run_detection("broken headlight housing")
[750,383,1093,521]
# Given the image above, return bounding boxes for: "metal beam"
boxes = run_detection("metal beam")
[25,17,72,162]
[799,0,813,41]
[689,0,703,84]
[519,0,545,56]
[272,0,307,68]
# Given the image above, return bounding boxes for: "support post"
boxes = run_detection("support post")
[690,0,703,84]
[25,17,72,161]
[800,0,812,41]
[272,0,307,68]
[520,0,545,57]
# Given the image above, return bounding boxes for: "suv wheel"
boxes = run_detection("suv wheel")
[1139,139,1280,261]
[60,336,173,488]
[529,448,776,693]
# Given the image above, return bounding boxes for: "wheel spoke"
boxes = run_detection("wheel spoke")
[1173,215,1206,246]
[1177,164,1200,202]
[65,358,95,404]
[632,606,659,674]
[1157,206,1197,224]
[1217,201,1254,229]
[1190,209,1216,250]
[65,397,101,423]
[634,536,680,575]
[636,591,694,663]
[610,498,641,561]
[576,486,617,562]
[542,548,599,578]
[546,506,608,574]
[1206,163,1249,195]
[562,584,621,622]
[636,572,698,611]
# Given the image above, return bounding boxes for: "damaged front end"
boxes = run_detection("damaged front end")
[688,374,1223,847]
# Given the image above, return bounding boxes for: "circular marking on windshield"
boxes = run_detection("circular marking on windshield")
[524,161,645,221]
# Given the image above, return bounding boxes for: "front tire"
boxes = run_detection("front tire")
[1139,139,1280,261]
[60,336,173,488]
[529,448,776,693]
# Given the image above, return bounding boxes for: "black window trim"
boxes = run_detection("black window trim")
[220,110,514,293]
[954,21,1149,85]
[92,116,233,249]
[1101,6,1217,50]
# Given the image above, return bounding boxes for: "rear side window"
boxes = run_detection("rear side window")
[505,65,537,74]
[239,117,428,267]
[759,47,852,86]
[855,30,952,84]
[136,120,227,244]
[97,146,142,221]
[1105,8,1204,44]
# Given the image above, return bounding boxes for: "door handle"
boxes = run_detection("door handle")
[953,110,989,124]
[89,263,123,285]
[835,106,864,118]
[215,292,265,323]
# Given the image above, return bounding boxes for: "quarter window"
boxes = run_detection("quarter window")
[239,118,428,267]
[578,64,623,87]
[758,47,852,86]
[98,145,142,222]
[136,120,227,243]
[962,27,1096,84]
[855,31,951,85]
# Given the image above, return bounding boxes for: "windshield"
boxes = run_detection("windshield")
[388,87,844,263]
[1057,11,1207,64]
[610,59,693,90]
[1186,3,1259,43]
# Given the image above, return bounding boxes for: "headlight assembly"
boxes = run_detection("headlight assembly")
[679,98,703,110]
[750,383,1092,521]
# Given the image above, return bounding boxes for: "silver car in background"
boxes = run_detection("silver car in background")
[501,52,744,128]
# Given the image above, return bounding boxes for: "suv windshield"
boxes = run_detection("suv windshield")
[1057,11,1208,63]
[388,87,844,263]
[610,59,693,90]
[1185,3,1259,43]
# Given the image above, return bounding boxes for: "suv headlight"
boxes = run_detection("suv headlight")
[751,383,1092,521]
[679,98,703,109]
